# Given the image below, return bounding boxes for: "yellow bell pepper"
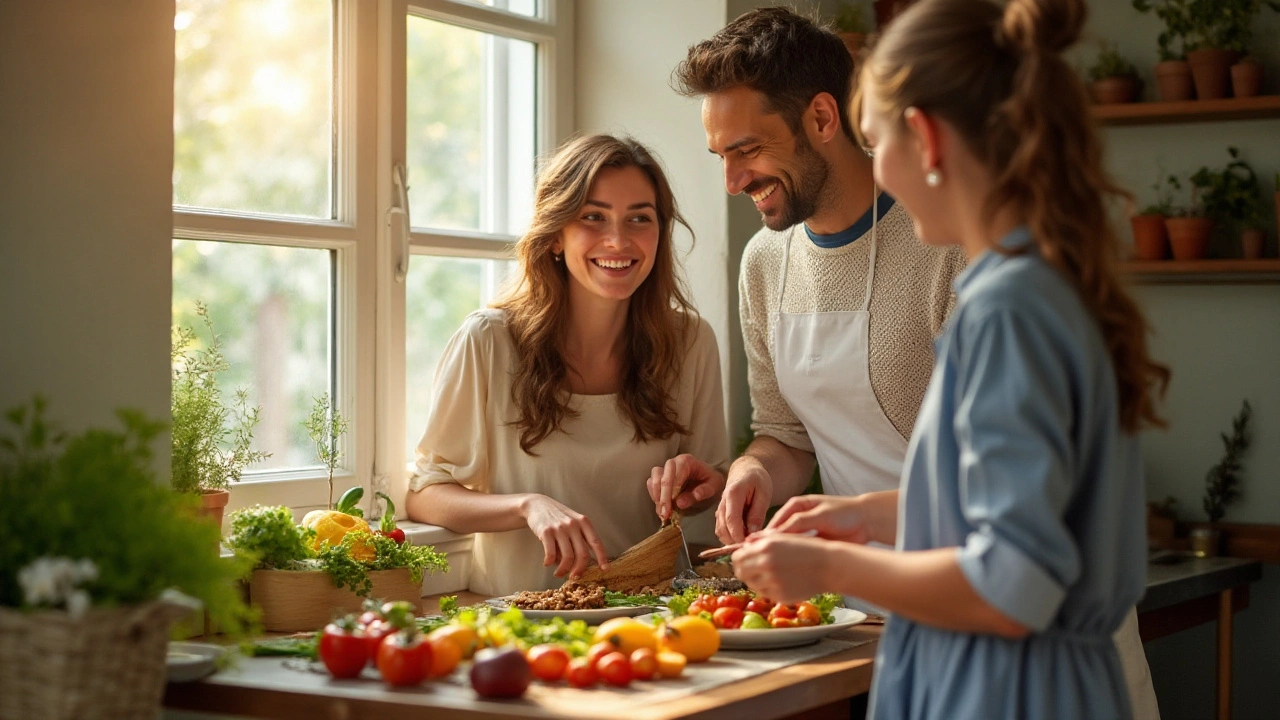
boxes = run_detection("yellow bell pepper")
[309,510,376,562]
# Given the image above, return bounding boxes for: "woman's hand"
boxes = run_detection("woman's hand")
[520,494,610,580]
[647,453,726,523]
[767,495,874,546]
[731,532,834,604]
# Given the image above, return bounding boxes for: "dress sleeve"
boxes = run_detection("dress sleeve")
[677,318,731,474]
[739,246,814,453]
[408,314,493,493]
[951,305,1080,632]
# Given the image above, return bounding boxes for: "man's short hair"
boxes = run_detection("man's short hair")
[673,6,856,142]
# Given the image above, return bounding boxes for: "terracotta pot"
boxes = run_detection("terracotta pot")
[200,488,231,536]
[1092,76,1139,104]
[1155,60,1195,101]
[839,32,867,57]
[1165,217,1213,260]
[1231,61,1263,98]
[1130,214,1170,260]
[1187,49,1240,100]
[1241,228,1265,259]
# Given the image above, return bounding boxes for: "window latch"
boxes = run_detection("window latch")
[388,164,410,283]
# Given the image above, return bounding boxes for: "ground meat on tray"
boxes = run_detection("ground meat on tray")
[509,582,606,610]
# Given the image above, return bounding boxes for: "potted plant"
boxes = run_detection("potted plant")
[1194,400,1252,557]
[833,1,873,56]
[1132,0,1196,100]
[1087,43,1141,104]
[1191,147,1268,259]
[171,302,270,533]
[303,392,349,510]
[0,397,255,719]
[1230,55,1264,97]
[1163,174,1215,259]
[1183,0,1279,99]
[1131,172,1175,260]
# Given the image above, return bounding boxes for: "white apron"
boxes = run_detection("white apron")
[773,198,905,497]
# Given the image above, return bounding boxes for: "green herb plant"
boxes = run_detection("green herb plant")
[0,397,256,637]
[1132,0,1194,60]
[1191,147,1268,233]
[833,1,872,34]
[225,505,315,569]
[1087,42,1138,82]
[1204,400,1252,524]
[171,302,269,494]
[304,392,349,510]
[1139,169,1178,216]
[1183,0,1280,53]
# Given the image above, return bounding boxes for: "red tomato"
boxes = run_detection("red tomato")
[769,603,798,622]
[796,601,822,627]
[770,616,798,629]
[745,597,775,616]
[376,632,432,686]
[716,594,747,611]
[363,618,395,665]
[687,599,712,617]
[527,644,571,682]
[318,621,369,679]
[566,657,598,688]
[597,652,633,687]
[713,606,744,630]
[629,648,658,681]
[586,641,616,670]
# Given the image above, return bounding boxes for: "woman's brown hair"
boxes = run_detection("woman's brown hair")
[492,134,696,454]
[854,0,1169,432]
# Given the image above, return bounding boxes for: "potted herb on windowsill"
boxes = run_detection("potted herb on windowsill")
[1192,146,1268,259]
[1133,0,1196,101]
[1193,400,1253,558]
[0,397,255,719]
[1087,43,1141,104]
[170,302,270,534]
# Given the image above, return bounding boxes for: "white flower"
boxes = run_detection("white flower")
[17,556,99,612]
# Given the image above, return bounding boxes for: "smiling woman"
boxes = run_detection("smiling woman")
[404,135,732,597]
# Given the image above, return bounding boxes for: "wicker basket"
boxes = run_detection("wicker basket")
[0,601,193,720]
[249,567,422,632]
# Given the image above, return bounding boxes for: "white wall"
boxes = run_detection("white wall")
[1082,4,1280,718]
[0,0,173,466]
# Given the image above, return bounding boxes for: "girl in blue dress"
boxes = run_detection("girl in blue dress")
[729,0,1171,717]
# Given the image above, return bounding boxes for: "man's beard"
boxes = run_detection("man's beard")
[755,134,829,232]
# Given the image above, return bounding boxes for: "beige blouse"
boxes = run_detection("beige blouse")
[409,308,730,596]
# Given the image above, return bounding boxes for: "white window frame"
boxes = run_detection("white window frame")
[375,0,574,520]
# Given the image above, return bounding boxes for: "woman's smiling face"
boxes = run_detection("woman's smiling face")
[554,164,660,304]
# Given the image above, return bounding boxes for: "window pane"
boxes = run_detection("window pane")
[173,240,333,472]
[405,255,516,455]
[406,18,536,236]
[174,0,334,219]
[448,0,538,18]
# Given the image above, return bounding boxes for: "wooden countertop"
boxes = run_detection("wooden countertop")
[165,591,881,720]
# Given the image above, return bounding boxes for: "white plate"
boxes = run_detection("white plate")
[634,607,869,650]
[166,641,224,683]
[484,596,659,622]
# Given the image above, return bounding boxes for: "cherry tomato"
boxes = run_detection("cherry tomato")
[769,603,798,622]
[376,631,432,686]
[745,597,775,616]
[363,618,395,665]
[713,606,744,630]
[318,618,369,679]
[688,599,712,617]
[629,648,658,681]
[597,651,633,687]
[376,528,407,544]
[527,644,571,682]
[770,616,798,629]
[716,594,747,611]
[566,657,598,688]
[587,641,616,670]
[796,601,822,627]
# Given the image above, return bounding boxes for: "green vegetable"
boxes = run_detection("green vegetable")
[335,486,364,517]
[604,590,663,607]
[438,595,459,617]
[246,635,319,658]
[226,505,315,569]
[741,611,769,629]
[665,587,701,616]
[315,530,449,596]
[811,593,844,625]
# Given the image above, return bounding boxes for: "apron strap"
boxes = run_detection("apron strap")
[777,225,797,309]
[861,183,879,313]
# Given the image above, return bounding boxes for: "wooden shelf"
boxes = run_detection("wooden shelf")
[1122,259,1280,283]
[1093,95,1280,126]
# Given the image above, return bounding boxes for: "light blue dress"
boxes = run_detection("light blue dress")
[868,228,1146,720]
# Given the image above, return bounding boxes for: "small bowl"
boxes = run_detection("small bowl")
[166,641,224,683]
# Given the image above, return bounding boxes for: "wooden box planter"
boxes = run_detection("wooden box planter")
[249,568,422,632]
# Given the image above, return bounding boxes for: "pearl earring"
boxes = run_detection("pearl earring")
[553,253,562,263]
[925,169,942,188]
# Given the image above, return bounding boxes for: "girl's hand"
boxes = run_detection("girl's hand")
[767,494,873,545]
[521,495,610,580]
[731,532,833,604]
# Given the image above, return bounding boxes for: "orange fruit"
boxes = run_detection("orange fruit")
[425,634,462,678]
[593,617,658,654]
[655,651,687,678]
[657,616,719,662]
[428,624,480,660]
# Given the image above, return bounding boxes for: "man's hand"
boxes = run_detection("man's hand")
[714,457,774,544]
[767,495,873,545]
[731,532,833,604]
[521,494,610,580]
[647,453,725,523]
